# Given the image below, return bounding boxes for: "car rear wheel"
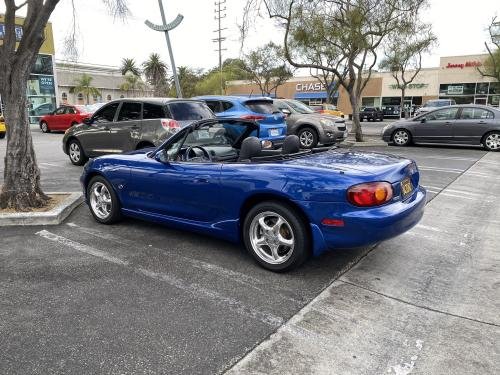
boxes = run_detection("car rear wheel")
[40,121,50,133]
[483,131,500,151]
[243,201,310,272]
[392,129,411,146]
[298,127,318,149]
[0,133,5,139]
[87,176,122,224]
[67,139,88,166]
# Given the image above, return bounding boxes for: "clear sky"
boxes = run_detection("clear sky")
[5,0,500,72]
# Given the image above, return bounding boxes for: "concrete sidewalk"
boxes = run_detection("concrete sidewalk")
[226,152,500,374]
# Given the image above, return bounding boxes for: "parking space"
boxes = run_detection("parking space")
[0,128,490,374]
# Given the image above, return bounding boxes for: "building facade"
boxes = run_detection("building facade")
[0,15,58,124]
[56,61,153,107]
[226,54,500,115]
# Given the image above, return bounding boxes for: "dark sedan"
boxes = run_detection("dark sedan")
[381,105,500,151]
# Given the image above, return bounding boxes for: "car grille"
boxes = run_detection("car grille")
[337,125,346,131]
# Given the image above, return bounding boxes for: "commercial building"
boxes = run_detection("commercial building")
[0,15,57,124]
[56,61,153,107]
[226,54,500,115]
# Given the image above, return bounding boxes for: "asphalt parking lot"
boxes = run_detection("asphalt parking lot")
[0,127,494,374]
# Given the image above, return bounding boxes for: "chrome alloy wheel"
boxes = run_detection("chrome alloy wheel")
[89,182,113,220]
[69,142,81,163]
[299,130,314,147]
[393,130,409,145]
[485,133,500,150]
[41,122,48,132]
[249,211,295,265]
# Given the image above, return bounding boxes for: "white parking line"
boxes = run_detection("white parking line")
[418,166,464,174]
[36,229,284,327]
[66,222,303,303]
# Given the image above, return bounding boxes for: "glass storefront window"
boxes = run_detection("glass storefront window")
[439,83,476,96]
[488,95,500,107]
[440,95,474,104]
[27,54,56,124]
[476,82,489,95]
[489,82,500,95]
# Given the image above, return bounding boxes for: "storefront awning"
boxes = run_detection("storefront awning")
[294,91,338,99]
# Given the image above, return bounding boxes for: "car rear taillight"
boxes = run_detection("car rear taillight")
[240,114,265,121]
[347,182,393,207]
[161,118,180,132]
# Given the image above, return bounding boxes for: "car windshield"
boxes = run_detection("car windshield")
[285,100,315,114]
[168,101,214,121]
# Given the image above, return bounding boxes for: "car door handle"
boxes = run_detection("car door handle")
[193,175,210,184]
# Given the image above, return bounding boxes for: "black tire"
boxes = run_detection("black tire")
[297,127,318,149]
[482,131,500,151]
[136,142,155,150]
[243,201,310,272]
[0,132,5,139]
[86,176,122,224]
[360,118,364,122]
[391,128,412,147]
[67,138,88,166]
[40,121,50,133]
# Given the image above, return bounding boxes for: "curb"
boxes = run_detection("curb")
[341,139,387,147]
[0,192,83,226]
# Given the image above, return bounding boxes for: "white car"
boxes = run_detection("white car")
[414,99,456,116]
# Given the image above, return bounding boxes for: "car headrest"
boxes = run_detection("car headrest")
[282,135,300,154]
[239,136,262,161]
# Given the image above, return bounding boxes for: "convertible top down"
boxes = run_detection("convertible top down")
[81,118,426,271]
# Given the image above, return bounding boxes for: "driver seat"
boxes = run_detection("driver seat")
[238,136,261,161]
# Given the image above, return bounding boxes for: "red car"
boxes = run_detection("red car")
[39,105,93,133]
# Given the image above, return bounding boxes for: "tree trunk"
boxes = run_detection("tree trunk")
[0,78,49,210]
[400,88,405,120]
[349,92,363,142]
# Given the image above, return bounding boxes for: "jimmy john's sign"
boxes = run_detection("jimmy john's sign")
[295,82,326,91]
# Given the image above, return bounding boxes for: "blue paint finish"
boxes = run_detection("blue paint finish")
[194,95,287,145]
[81,119,426,258]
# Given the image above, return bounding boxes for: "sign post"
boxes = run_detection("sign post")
[145,0,183,98]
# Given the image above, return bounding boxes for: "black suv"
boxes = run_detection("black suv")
[360,107,384,122]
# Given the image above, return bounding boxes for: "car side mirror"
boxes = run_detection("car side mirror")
[154,149,170,164]
[83,118,93,125]
[420,117,426,123]
[281,108,291,116]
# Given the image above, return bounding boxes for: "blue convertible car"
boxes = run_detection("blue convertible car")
[81,118,426,271]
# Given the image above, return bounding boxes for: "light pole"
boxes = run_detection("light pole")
[145,0,183,98]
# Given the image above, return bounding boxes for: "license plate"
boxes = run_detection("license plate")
[269,128,279,137]
[401,178,413,198]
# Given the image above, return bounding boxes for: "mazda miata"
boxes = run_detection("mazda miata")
[81,118,426,271]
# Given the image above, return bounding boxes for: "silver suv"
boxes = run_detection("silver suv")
[62,98,214,165]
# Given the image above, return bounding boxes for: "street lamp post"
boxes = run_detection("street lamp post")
[145,0,183,98]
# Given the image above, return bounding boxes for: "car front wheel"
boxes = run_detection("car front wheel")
[243,201,310,272]
[87,176,122,224]
[483,131,500,151]
[67,139,88,166]
[40,121,50,133]
[392,129,411,146]
[298,127,318,149]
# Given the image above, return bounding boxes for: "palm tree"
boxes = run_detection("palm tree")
[70,74,101,104]
[120,57,141,76]
[142,53,169,96]
[119,74,146,97]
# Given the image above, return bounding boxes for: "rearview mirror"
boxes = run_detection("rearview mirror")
[281,108,291,115]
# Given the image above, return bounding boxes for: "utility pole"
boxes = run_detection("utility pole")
[145,0,183,97]
[213,0,227,94]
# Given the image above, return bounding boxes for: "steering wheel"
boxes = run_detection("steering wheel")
[184,145,212,162]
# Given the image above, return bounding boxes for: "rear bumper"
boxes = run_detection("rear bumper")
[296,187,426,256]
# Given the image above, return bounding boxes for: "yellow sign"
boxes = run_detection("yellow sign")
[0,15,55,55]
